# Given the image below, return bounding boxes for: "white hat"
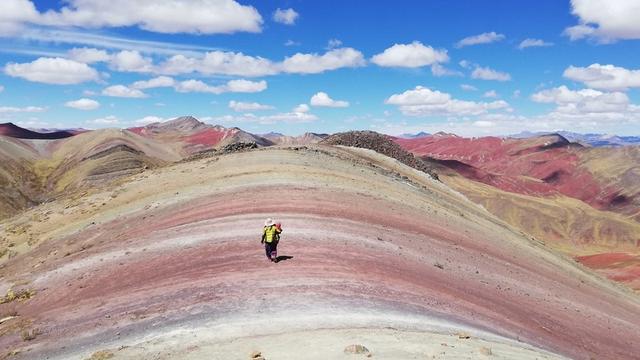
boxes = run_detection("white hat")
[265,218,275,226]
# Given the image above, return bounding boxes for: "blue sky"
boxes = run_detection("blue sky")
[1,0,639,136]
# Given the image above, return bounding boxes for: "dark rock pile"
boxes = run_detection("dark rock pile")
[219,141,258,153]
[321,131,438,180]
[182,142,258,162]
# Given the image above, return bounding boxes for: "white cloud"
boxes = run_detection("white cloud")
[174,79,219,93]
[483,90,498,98]
[39,47,366,78]
[455,32,505,48]
[565,0,640,42]
[110,50,154,72]
[175,79,266,94]
[326,39,343,49]
[159,51,277,77]
[460,84,477,91]
[67,47,111,63]
[431,64,463,77]
[132,76,176,89]
[225,79,267,93]
[531,86,631,114]
[273,8,299,25]
[371,41,448,68]
[102,85,148,98]
[88,115,119,125]
[64,98,100,110]
[310,92,349,107]
[265,110,317,123]
[385,86,510,116]
[563,64,640,91]
[208,104,317,125]
[471,66,511,81]
[473,120,495,128]
[284,39,300,47]
[0,0,38,36]
[4,57,100,84]
[293,104,310,113]
[21,28,220,57]
[280,47,365,74]
[228,100,274,112]
[459,60,472,69]
[0,105,46,113]
[36,0,263,35]
[134,115,164,125]
[518,38,554,49]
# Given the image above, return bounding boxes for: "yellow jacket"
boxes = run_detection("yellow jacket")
[262,225,282,243]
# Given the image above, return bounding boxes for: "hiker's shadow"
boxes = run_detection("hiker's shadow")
[276,255,294,262]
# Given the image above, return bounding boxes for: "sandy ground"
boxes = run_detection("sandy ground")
[1,146,639,360]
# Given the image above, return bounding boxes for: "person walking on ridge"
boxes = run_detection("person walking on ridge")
[261,218,282,262]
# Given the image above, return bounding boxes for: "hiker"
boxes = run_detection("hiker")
[261,218,282,262]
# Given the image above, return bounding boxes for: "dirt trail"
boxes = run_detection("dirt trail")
[1,146,639,359]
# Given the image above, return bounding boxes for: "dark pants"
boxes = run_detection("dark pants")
[265,241,278,260]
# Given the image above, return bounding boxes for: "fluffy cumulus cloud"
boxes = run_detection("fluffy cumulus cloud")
[280,48,365,74]
[24,47,367,78]
[532,85,633,115]
[4,57,100,84]
[102,85,148,98]
[565,0,640,42]
[518,38,554,49]
[563,64,640,91]
[131,76,176,89]
[64,98,100,110]
[385,86,510,116]
[7,0,263,35]
[67,47,111,63]
[471,66,511,81]
[159,51,276,77]
[272,8,299,25]
[175,79,266,94]
[293,104,310,113]
[228,100,274,112]
[371,41,448,68]
[109,50,154,73]
[460,84,477,91]
[455,32,505,48]
[0,0,39,36]
[310,92,349,108]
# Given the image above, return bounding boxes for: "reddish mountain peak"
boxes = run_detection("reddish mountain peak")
[0,122,76,140]
[154,116,205,132]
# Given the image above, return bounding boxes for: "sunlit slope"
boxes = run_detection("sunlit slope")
[0,136,42,219]
[578,146,640,221]
[0,129,181,220]
[1,146,639,359]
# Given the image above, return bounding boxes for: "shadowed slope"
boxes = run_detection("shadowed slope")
[0,129,181,220]
[1,146,639,359]
[0,123,76,140]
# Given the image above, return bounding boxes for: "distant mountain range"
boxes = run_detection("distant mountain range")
[0,122,77,139]
[511,131,640,147]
